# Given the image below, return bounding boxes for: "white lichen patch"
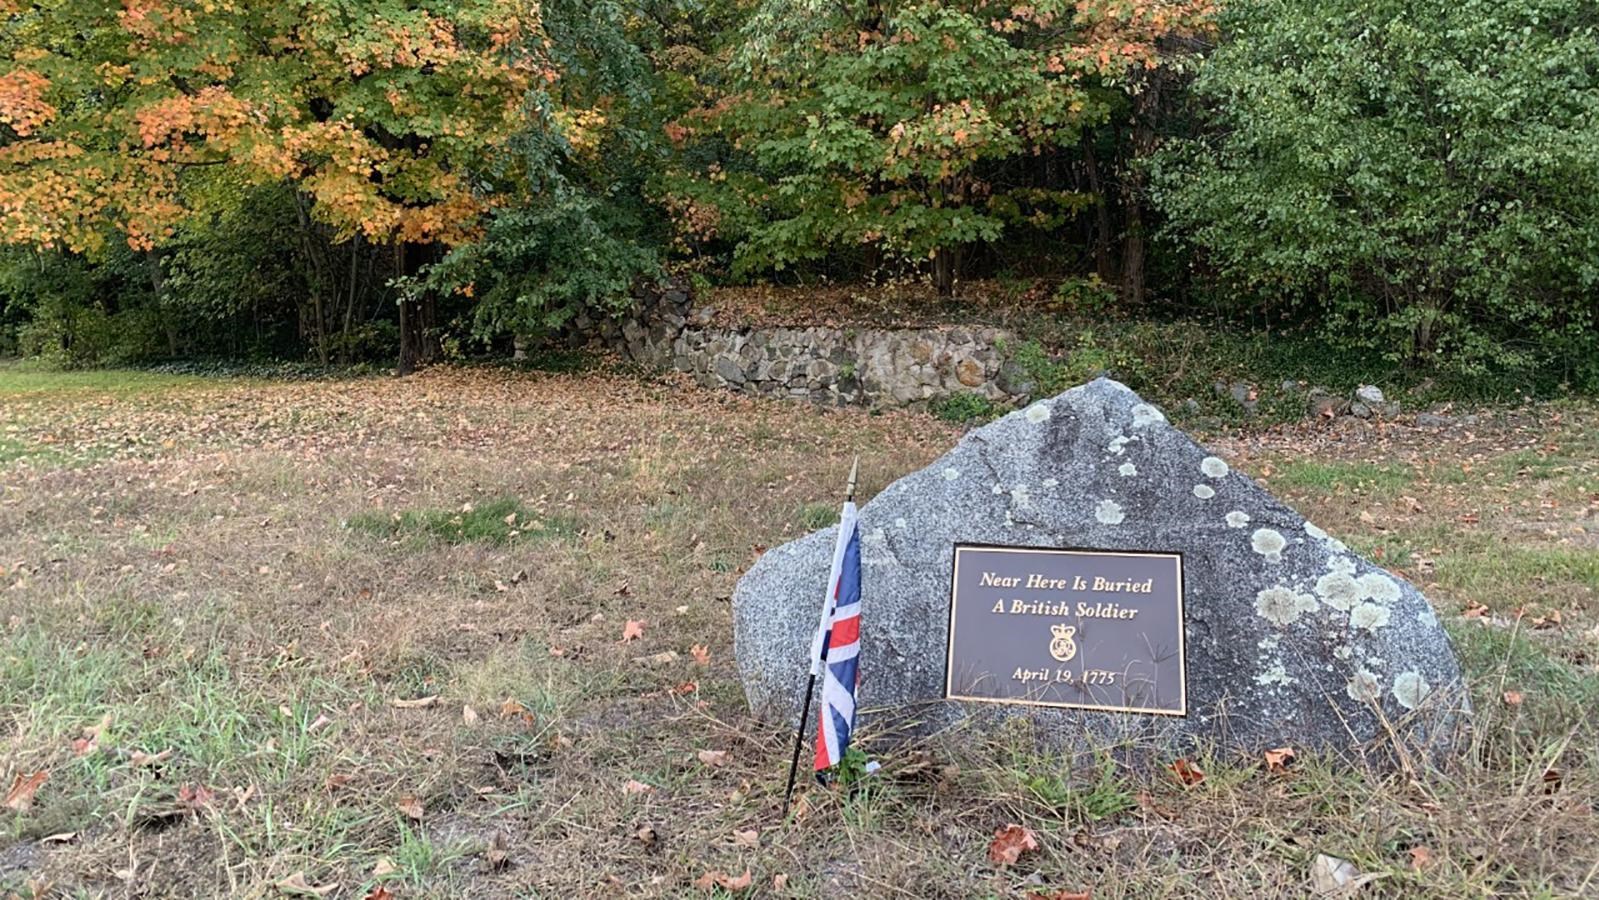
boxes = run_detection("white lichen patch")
[1193,484,1215,499]
[1108,435,1133,455]
[1258,634,1281,651]
[1355,604,1394,633]
[1131,403,1166,427]
[992,484,1005,495]
[1251,528,1287,562]
[1393,671,1432,710]
[1357,572,1402,605]
[942,467,961,481]
[1201,456,1230,478]
[1304,522,1329,540]
[1118,463,1137,477]
[1042,478,1059,488]
[1095,500,1125,525]
[1256,662,1295,687]
[1326,556,1357,576]
[1314,572,1362,612]
[1009,485,1032,508]
[1225,510,1251,529]
[1025,403,1052,424]
[894,517,907,529]
[1417,607,1439,628]
[1333,645,1354,661]
[1346,669,1382,703]
[1255,586,1316,626]
[1350,602,1392,631]
[1366,657,1385,667]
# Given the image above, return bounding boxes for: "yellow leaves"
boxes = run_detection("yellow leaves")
[0,69,57,137]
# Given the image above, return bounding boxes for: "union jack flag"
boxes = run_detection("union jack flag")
[811,500,862,773]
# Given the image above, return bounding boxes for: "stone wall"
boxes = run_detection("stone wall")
[591,284,1030,409]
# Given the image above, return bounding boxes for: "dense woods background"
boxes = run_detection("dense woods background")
[0,0,1595,387]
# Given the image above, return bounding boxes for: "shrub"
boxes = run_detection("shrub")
[1153,0,1599,386]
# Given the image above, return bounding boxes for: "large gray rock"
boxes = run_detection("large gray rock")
[733,378,1466,761]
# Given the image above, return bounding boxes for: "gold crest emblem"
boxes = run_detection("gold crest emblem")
[1048,623,1078,663]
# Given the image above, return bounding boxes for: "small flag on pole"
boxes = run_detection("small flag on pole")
[811,477,862,774]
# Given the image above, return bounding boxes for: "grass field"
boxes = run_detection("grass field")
[1,365,1596,898]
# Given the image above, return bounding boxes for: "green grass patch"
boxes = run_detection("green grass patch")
[0,361,211,397]
[1434,545,1599,604]
[797,501,838,530]
[1270,460,1415,494]
[929,391,1002,424]
[346,497,573,546]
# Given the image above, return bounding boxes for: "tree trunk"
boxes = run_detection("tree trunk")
[932,247,956,297]
[1084,141,1115,282]
[147,251,178,357]
[1119,77,1161,308]
[394,241,436,375]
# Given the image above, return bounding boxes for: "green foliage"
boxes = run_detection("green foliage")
[930,391,1001,424]
[660,0,1210,291]
[347,498,574,546]
[1153,0,1599,384]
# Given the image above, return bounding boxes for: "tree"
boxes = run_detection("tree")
[0,0,570,371]
[658,0,1213,296]
[1152,0,1599,381]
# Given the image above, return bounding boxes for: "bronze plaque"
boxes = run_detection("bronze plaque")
[945,544,1187,716]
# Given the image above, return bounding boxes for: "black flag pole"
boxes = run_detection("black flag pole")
[783,455,859,818]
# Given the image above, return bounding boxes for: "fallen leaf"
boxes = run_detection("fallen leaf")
[731,829,758,848]
[1309,853,1360,895]
[371,857,397,878]
[462,705,479,726]
[772,873,789,890]
[1407,846,1433,870]
[4,770,48,811]
[363,887,396,900]
[987,823,1039,866]
[390,695,438,709]
[1502,690,1523,706]
[690,644,711,665]
[39,831,76,844]
[129,748,174,767]
[635,824,660,850]
[307,713,332,733]
[622,779,653,796]
[621,619,646,643]
[1170,758,1205,787]
[176,783,215,815]
[1263,747,1296,774]
[1463,603,1490,619]
[693,869,753,892]
[395,795,424,820]
[275,872,339,897]
[697,749,729,767]
[498,697,533,724]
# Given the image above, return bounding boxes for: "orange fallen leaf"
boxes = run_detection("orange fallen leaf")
[395,795,424,820]
[697,749,729,767]
[1170,758,1205,787]
[693,869,752,892]
[987,823,1039,866]
[4,770,48,811]
[621,619,646,642]
[363,886,396,900]
[1263,747,1295,774]
[622,779,653,796]
[498,697,534,725]
[1502,690,1523,706]
[1407,845,1433,870]
[690,644,711,665]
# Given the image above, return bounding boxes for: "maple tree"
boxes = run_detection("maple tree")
[0,0,587,369]
[658,0,1214,295]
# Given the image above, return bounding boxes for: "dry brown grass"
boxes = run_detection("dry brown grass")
[1,365,1596,898]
